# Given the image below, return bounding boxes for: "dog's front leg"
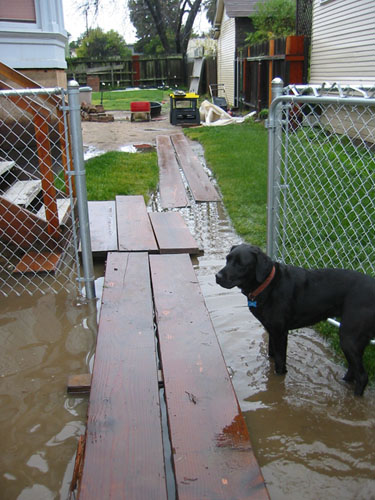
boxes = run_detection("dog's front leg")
[269,330,288,374]
[268,334,275,358]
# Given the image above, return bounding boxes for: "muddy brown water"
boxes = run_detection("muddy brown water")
[2,142,375,499]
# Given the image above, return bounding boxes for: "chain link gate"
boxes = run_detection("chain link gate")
[267,79,375,280]
[0,83,94,297]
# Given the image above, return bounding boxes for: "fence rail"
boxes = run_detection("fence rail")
[267,78,375,279]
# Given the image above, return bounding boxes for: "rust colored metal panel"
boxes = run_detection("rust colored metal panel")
[79,252,167,500]
[150,254,269,500]
[87,201,118,256]
[149,211,200,255]
[156,135,189,208]
[116,195,158,252]
[171,133,221,202]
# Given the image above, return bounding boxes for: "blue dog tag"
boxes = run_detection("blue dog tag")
[248,299,257,308]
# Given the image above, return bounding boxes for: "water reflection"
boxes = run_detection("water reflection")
[0,290,97,499]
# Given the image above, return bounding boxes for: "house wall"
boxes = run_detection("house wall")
[309,0,375,85]
[0,0,68,86]
[217,11,236,106]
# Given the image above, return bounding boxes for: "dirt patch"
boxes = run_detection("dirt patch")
[81,109,182,153]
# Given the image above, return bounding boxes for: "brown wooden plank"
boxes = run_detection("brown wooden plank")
[0,196,49,248]
[171,133,221,202]
[79,252,167,500]
[67,374,91,394]
[87,201,118,256]
[150,254,269,500]
[13,251,61,274]
[116,195,158,252]
[149,211,200,254]
[156,135,189,208]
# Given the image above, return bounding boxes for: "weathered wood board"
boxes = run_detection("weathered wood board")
[171,133,221,202]
[79,252,167,500]
[116,195,158,252]
[149,211,200,254]
[87,201,118,255]
[156,135,189,209]
[150,253,269,500]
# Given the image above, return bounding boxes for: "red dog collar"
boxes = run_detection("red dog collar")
[248,265,276,301]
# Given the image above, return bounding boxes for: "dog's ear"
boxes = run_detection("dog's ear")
[255,249,273,282]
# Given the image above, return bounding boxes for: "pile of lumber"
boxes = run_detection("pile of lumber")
[80,103,114,122]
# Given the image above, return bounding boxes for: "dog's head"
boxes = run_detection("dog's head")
[215,244,273,292]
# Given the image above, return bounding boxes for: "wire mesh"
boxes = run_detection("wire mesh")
[0,87,81,296]
[268,83,375,276]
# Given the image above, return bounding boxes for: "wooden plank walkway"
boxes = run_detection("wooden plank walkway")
[156,135,189,209]
[171,133,221,202]
[149,211,200,254]
[150,254,269,500]
[88,197,200,256]
[116,195,158,252]
[79,252,167,500]
[87,201,117,256]
[77,252,269,499]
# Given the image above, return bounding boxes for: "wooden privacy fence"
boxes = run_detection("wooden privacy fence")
[67,55,185,89]
[237,35,306,112]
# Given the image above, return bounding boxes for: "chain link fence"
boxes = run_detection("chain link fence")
[0,86,89,297]
[267,80,375,277]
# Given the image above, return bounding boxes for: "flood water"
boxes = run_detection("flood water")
[2,144,375,499]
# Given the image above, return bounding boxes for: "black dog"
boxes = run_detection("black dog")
[216,243,375,396]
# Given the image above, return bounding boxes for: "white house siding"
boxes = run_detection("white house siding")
[217,14,236,106]
[0,0,67,70]
[309,0,375,86]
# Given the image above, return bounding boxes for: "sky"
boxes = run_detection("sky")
[62,0,211,44]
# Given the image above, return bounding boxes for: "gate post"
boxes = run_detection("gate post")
[68,80,96,300]
[267,77,284,259]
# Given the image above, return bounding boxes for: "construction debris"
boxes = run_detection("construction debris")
[80,102,114,122]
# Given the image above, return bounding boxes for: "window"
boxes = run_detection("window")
[0,0,36,23]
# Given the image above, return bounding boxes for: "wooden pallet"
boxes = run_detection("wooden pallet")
[78,252,269,500]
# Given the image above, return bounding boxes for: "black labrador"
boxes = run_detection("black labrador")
[215,243,375,396]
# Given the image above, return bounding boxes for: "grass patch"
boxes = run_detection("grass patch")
[284,128,375,274]
[56,151,158,203]
[92,89,169,111]
[185,120,268,249]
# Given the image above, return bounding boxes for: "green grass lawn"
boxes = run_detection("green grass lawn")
[185,120,269,249]
[56,151,158,204]
[92,89,170,111]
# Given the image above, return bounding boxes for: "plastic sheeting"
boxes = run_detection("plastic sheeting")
[199,100,256,126]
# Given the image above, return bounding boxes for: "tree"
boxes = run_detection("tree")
[245,0,296,45]
[77,0,208,56]
[75,27,132,58]
[129,0,204,55]
[203,0,217,26]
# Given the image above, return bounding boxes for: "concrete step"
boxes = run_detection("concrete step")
[3,179,41,208]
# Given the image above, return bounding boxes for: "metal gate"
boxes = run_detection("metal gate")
[0,82,94,297]
[267,78,375,276]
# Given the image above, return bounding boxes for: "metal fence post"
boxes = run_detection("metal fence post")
[267,77,284,259]
[67,80,96,300]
